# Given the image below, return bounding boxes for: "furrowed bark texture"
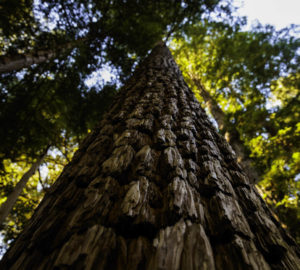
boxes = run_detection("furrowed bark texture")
[1,43,300,270]
[192,77,260,183]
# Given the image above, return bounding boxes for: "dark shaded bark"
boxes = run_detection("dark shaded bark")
[192,77,260,183]
[1,43,299,270]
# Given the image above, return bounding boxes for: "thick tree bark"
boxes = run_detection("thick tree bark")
[192,77,260,183]
[1,43,299,270]
[0,148,48,225]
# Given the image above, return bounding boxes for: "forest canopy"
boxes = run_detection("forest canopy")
[0,0,299,253]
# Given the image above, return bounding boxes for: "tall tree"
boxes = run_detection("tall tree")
[1,43,299,269]
[0,0,230,249]
[0,147,48,225]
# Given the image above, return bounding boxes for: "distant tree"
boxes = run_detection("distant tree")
[0,147,48,225]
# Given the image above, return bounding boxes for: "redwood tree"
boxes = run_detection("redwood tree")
[1,43,300,270]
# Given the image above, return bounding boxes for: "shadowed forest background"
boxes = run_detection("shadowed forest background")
[0,0,299,255]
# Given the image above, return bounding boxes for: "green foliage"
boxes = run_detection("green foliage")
[248,77,300,242]
[172,21,300,242]
[0,158,42,246]
[0,65,116,164]
[0,138,78,251]
[0,0,38,53]
[1,0,224,165]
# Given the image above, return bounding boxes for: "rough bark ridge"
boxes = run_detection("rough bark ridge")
[1,43,300,270]
[192,77,260,183]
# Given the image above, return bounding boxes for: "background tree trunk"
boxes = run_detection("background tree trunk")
[1,43,299,270]
[0,148,48,226]
[0,50,57,74]
[192,77,260,183]
[0,38,87,74]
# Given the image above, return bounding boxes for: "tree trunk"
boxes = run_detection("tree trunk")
[0,38,86,74]
[192,77,226,130]
[192,77,260,183]
[1,43,299,270]
[0,50,57,74]
[0,148,48,225]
